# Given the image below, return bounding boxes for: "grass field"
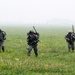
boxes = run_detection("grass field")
[0,25,75,75]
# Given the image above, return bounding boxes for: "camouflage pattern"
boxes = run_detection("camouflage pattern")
[27,30,39,57]
[65,32,75,51]
[0,29,6,52]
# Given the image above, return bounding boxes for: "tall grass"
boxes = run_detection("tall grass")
[0,25,74,75]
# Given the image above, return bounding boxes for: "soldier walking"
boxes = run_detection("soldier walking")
[0,29,6,52]
[27,30,39,57]
[65,31,75,52]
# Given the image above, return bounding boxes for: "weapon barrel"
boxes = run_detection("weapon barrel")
[33,26,37,33]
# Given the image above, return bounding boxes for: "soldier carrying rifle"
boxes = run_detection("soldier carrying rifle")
[65,25,75,52]
[0,29,6,52]
[27,26,39,57]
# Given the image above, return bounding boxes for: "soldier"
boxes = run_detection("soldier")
[0,29,6,52]
[27,30,39,57]
[65,31,75,52]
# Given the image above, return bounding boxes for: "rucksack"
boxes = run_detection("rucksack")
[0,33,3,41]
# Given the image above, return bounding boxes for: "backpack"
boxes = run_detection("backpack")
[2,32,6,40]
[0,33,3,41]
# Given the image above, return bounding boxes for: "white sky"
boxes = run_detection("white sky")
[0,0,75,24]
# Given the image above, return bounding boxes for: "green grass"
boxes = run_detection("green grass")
[0,25,75,75]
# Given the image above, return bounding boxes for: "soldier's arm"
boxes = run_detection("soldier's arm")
[2,31,6,35]
[65,35,70,42]
[2,31,6,40]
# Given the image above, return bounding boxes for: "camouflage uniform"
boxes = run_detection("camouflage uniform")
[65,32,75,51]
[27,31,39,57]
[0,29,6,52]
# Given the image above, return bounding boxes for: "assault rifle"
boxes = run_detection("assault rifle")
[72,25,75,41]
[33,26,37,33]
[33,26,40,36]
[33,26,40,42]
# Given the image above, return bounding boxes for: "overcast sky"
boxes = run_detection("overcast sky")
[0,0,75,25]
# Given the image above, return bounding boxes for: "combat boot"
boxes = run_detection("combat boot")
[2,46,4,52]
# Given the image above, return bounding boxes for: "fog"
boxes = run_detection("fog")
[0,0,75,26]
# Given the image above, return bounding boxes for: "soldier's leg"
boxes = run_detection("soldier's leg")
[72,43,74,52]
[2,46,4,52]
[28,45,32,56]
[0,42,2,52]
[33,45,38,57]
[1,42,4,52]
[0,47,1,52]
[68,43,70,51]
